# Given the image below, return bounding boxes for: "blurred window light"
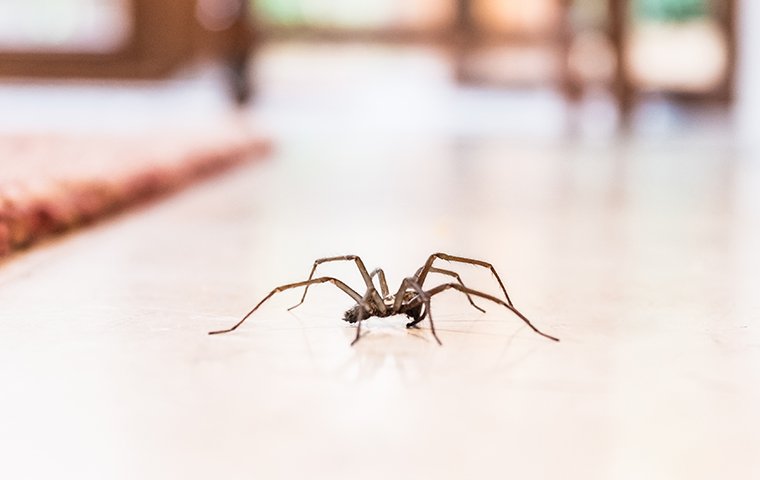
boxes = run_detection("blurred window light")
[627,0,728,93]
[471,0,562,36]
[627,19,727,93]
[253,0,455,30]
[0,0,132,53]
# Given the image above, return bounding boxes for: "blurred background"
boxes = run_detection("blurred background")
[0,0,756,139]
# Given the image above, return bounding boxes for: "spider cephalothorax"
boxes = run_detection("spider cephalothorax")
[210,253,559,345]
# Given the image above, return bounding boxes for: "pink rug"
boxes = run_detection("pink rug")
[0,127,270,258]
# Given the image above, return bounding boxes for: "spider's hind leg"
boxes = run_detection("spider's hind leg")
[209,277,368,335]
[369,268,390,297]
[350,291,375,346]
[287,255,384,313]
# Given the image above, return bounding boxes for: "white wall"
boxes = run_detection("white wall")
[736,0,760,145]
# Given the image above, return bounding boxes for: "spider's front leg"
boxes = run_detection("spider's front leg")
[392,277,441,345]
[423,283,559,342]
[287,255,385,313]
[414,266,486,313]
[416,253,515,307]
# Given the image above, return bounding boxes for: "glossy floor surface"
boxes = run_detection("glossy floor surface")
[1,45,760,480]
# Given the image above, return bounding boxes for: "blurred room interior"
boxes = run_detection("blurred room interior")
[0,0,752,137]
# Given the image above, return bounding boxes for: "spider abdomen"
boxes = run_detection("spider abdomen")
[342,303,390,323]
[342,305,365,324]
[341,300,423,325]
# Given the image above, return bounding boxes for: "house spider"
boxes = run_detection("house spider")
[209,253,559,345]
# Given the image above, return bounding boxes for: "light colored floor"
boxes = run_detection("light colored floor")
[1,45,759,479]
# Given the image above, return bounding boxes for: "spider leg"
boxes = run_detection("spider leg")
[288,255,385,313]
[423,283,559,342]
[209,276,369,335]
[416,253,515,307]
[369,268,389,297]
[392,277,441,345]
[413,266,486,313]
[350,290,376,346]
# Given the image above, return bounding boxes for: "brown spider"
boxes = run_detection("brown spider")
[209,253,559,345]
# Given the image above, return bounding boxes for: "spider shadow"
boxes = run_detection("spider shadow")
[333,314,530,382]
[335,321,437,383]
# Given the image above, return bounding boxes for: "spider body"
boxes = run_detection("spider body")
[342,291,423,325]
[210,253,559,345]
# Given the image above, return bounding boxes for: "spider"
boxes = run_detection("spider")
[209,253,559,345]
